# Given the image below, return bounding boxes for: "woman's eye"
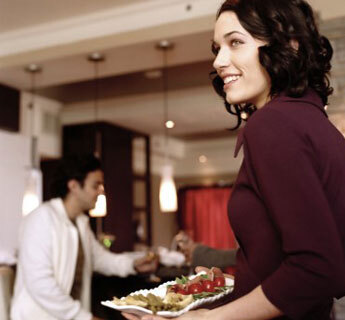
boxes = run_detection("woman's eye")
[230,39,243,47]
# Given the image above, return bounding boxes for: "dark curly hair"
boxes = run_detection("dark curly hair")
[212,0,333,129]
[50,154,101,199]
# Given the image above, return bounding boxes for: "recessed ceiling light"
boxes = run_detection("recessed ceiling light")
[199,155,207,163]
[165,120,175,129]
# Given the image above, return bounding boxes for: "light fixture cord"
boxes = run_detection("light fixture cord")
[162,48,169,163]
[29,72,36,137]
[29,71,38,169]
[93,60,102,159]
[93,61,100,124]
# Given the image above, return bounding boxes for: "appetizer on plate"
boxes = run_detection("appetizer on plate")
[102,267,234,317]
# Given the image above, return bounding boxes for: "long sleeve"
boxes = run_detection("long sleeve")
[242,107,345,319]
[19,210,92,320]
[192,244,237,269]
[87,225,137,277]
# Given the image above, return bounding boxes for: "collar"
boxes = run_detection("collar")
[273,88,327,117]
[234,128,244,158]
[233,89,327,158]
[49,198,88,226]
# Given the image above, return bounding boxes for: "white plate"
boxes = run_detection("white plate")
[101,273,234,318]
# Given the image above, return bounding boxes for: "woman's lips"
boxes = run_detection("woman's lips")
[223,75,241,90]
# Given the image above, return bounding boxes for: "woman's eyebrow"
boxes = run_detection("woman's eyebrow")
[223,30,246,38]
[212,30,247,46]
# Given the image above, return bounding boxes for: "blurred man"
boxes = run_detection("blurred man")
[11,154,157,320]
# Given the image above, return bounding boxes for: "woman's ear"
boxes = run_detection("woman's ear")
[290,39,299,51]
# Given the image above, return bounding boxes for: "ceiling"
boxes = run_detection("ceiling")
[0,0,145,33]
[1,0,345,140]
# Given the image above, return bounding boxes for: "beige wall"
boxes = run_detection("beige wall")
[0,131,30,261]
[151,174,179,248]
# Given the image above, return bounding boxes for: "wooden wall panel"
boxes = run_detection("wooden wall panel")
[0,84,20,132]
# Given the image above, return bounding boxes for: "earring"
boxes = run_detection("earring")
[240,111,248,120]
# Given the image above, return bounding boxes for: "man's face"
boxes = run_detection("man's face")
[74,169,104,212]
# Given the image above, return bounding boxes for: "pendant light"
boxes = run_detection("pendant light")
[87,53,107,237]
[156,40,178,213]
[22,64,43,216]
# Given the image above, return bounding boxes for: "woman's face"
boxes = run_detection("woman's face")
[213,11,271,108]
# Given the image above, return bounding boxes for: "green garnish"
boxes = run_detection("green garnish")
[192,286,233,300]
[193,292,219,299]
[175,275,189,285]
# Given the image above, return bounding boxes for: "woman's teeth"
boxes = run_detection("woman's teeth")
[224,75,241,84]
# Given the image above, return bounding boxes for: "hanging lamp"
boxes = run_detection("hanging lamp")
[87,53,107,237]
[22,64,43,216]
[156,40,178,213]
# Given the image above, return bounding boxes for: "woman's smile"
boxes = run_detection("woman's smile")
[223,74,242,90]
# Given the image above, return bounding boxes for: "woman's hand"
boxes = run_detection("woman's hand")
[122,309,209,320]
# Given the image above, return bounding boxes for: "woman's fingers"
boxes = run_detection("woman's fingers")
[121,312,166,320]
[142,315,166,320]
[121,312,140,320]
[122,308,209,320]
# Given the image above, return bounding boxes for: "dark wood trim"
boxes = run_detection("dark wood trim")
[0,83,20,132]
[145,136,152,246]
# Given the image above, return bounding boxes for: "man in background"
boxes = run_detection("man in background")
[11,154,157,320]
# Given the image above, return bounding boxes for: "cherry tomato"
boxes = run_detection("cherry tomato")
[176,288,189,295]
[213,276,225,287]
[202,280,215,292]
[188,283,203,294]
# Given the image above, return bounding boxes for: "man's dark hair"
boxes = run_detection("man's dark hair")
[50,154,101,199]
[212,0,333,129]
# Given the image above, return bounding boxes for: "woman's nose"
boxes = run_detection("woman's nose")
[213,47,230,70]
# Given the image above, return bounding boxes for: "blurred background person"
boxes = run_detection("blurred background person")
[11,154,158,320]
[174,231,236,272]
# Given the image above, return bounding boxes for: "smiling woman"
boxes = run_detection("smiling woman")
[211,0,333,130]
[122,0,345,320]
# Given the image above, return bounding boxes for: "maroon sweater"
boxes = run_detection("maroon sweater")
[228,89,345,319]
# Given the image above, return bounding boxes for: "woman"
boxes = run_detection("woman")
[123,0,345,319]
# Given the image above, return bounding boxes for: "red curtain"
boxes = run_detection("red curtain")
[178,187,236,250]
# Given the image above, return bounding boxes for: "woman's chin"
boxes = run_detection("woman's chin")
[226,97,246,105]
[225,91,247,105]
